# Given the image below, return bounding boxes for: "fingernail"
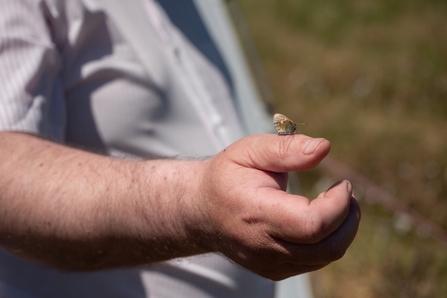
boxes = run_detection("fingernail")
[302,138,325,155]
[346,180,353,195]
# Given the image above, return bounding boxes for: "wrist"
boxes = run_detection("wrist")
[136,158,213,258]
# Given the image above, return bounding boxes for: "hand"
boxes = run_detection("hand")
[193,134,360,280]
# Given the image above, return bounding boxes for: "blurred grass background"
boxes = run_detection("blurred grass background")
[235,0,447,297]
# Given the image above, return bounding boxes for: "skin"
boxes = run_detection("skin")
[0,131,360,281]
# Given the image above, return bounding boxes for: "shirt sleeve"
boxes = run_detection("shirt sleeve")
[0,0,66,141]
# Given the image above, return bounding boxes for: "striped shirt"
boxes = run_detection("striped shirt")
[0,0,274,297]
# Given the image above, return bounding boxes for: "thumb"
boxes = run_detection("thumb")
[224,134,330,173]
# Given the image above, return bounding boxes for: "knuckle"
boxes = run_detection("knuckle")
[244,146,258,167]
[277,137,294,159]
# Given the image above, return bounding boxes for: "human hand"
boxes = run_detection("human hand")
[191,134,360,280]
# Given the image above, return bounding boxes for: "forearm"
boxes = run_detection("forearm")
[0,132,360,280]
[0,132,207,270]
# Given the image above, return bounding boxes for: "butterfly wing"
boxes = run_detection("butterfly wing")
[273,113,297,134]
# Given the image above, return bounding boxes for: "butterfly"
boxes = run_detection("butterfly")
[273,113,306,135]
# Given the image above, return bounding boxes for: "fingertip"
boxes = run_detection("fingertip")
[324,180,353,198]
[346,180,353,195]
[349,196,361,221]
[327,182,361,227]
[302,138,327,155]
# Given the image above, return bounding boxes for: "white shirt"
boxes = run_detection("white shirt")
[0,0,274,297]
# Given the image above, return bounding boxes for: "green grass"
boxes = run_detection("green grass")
[236,0,447,296]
